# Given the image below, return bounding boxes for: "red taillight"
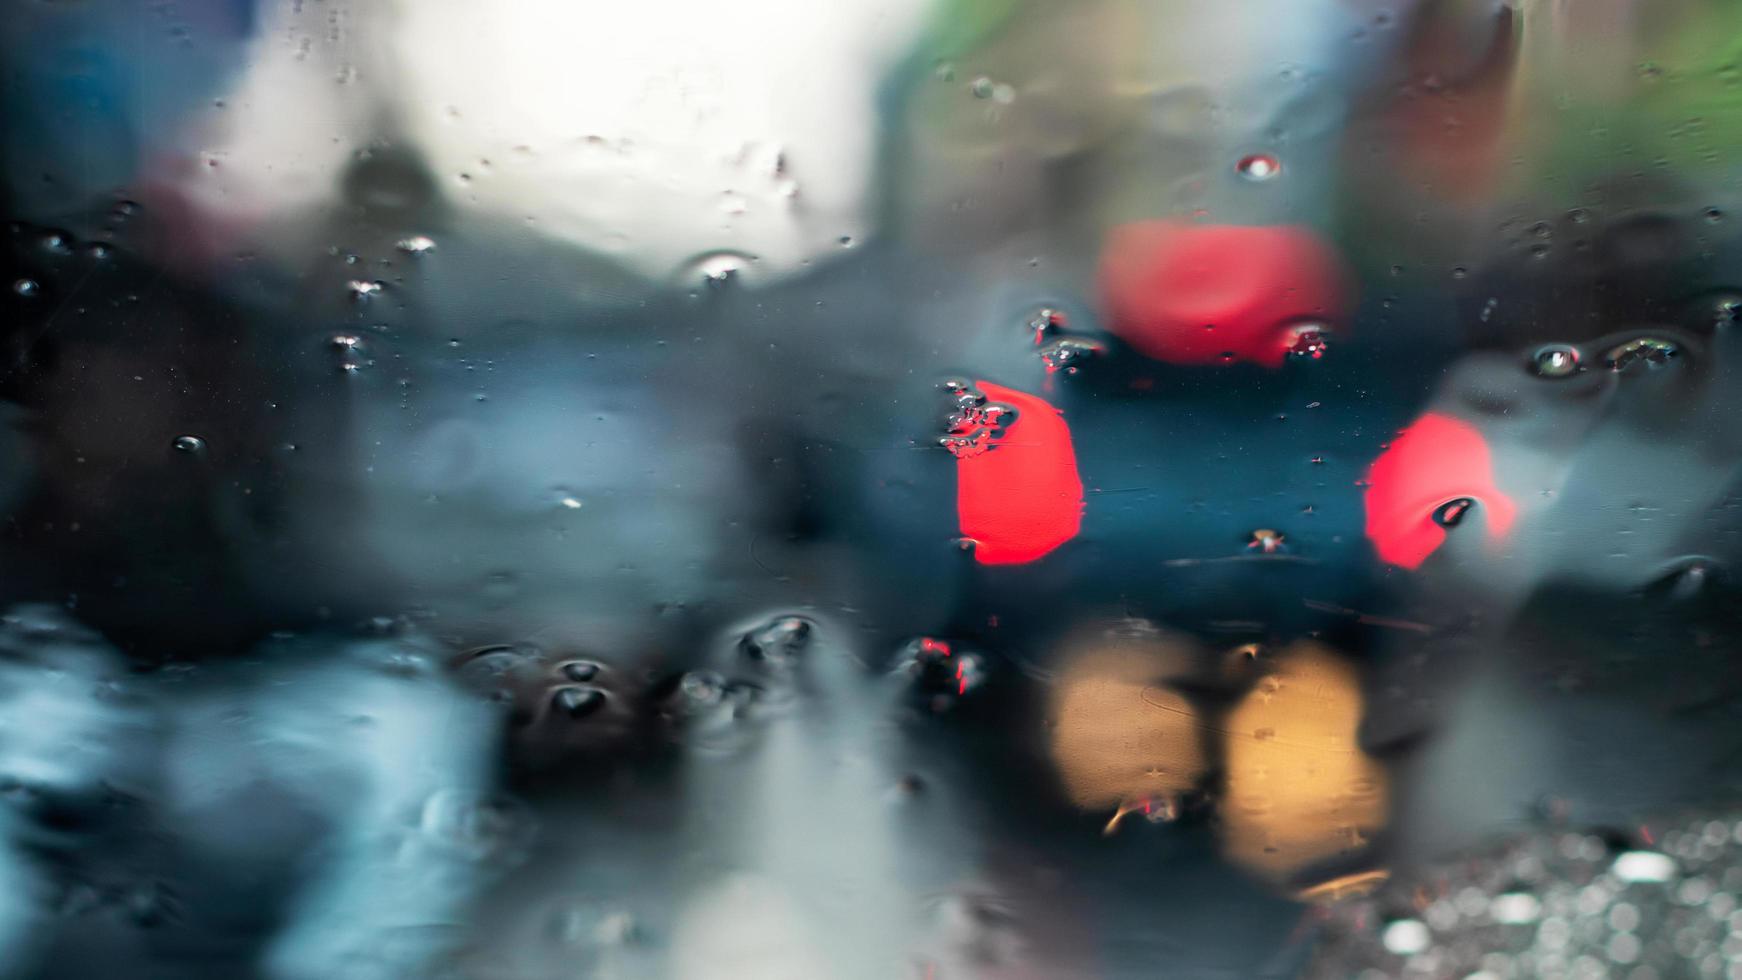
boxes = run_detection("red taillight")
[1098,221,1349,367]
[1364,412,1516,568]
[956,381,1084,565]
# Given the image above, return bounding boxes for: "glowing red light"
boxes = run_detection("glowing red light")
[1363,412,1517,569]
[955,381,1084,565]
[1097,221,1349,367]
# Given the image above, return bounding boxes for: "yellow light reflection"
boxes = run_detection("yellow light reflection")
[1294,868,1390,904]
[1219,641,1387,886]
[1048,629,1206,819]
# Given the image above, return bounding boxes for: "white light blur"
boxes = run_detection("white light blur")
[193,0,928,283]
[1610,850,1677,884]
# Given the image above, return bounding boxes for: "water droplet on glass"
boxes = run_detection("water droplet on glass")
[739,615,812,665]
[1285,323,1330,359]
[969,77,1015,103]
[1027,307,1067,344]
[12,278,39,297]
[1236,153,1281,181]
[1648,557,1724,601]
[550,684,607,719]
[329,333,371,373]
[896,637,985,707]
[171,435,206,455]
[1603,337,1680,372]
[557,660,601,682]
[347,279,384,300]
[677,250,757,291]
[1433,497,1475,528]
[679,669,726,706]
[1040,338,1104,374]
[1247,529,1286,553]
[938,381,1015,460]
[395,234,436,254]
[1704,207,1724,224]
[1532,345,1580,378]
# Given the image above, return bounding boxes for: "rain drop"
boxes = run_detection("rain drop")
[171,435,206,455]
[1027,307,1067,344]
[1285,323,1329,359]
[1603,337,1679,372]
[347,279,384,300]
[896,637,985,704]
[677,250,756,290]
[1432,498,1474,528]
[970,77,1014,103]
[550,685,607,719]
[12,278,38,297]
[1040,338,1104,374]
[329,333,370,373]
[1247,529,1286,553]
[557,660,601,682]
[1532,345,1580,378]
[679,670,726,706]
[1707,292,1742,327]
[1236,153,1281,181]
[739,615,812,665]
[1649,557,1723,601]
